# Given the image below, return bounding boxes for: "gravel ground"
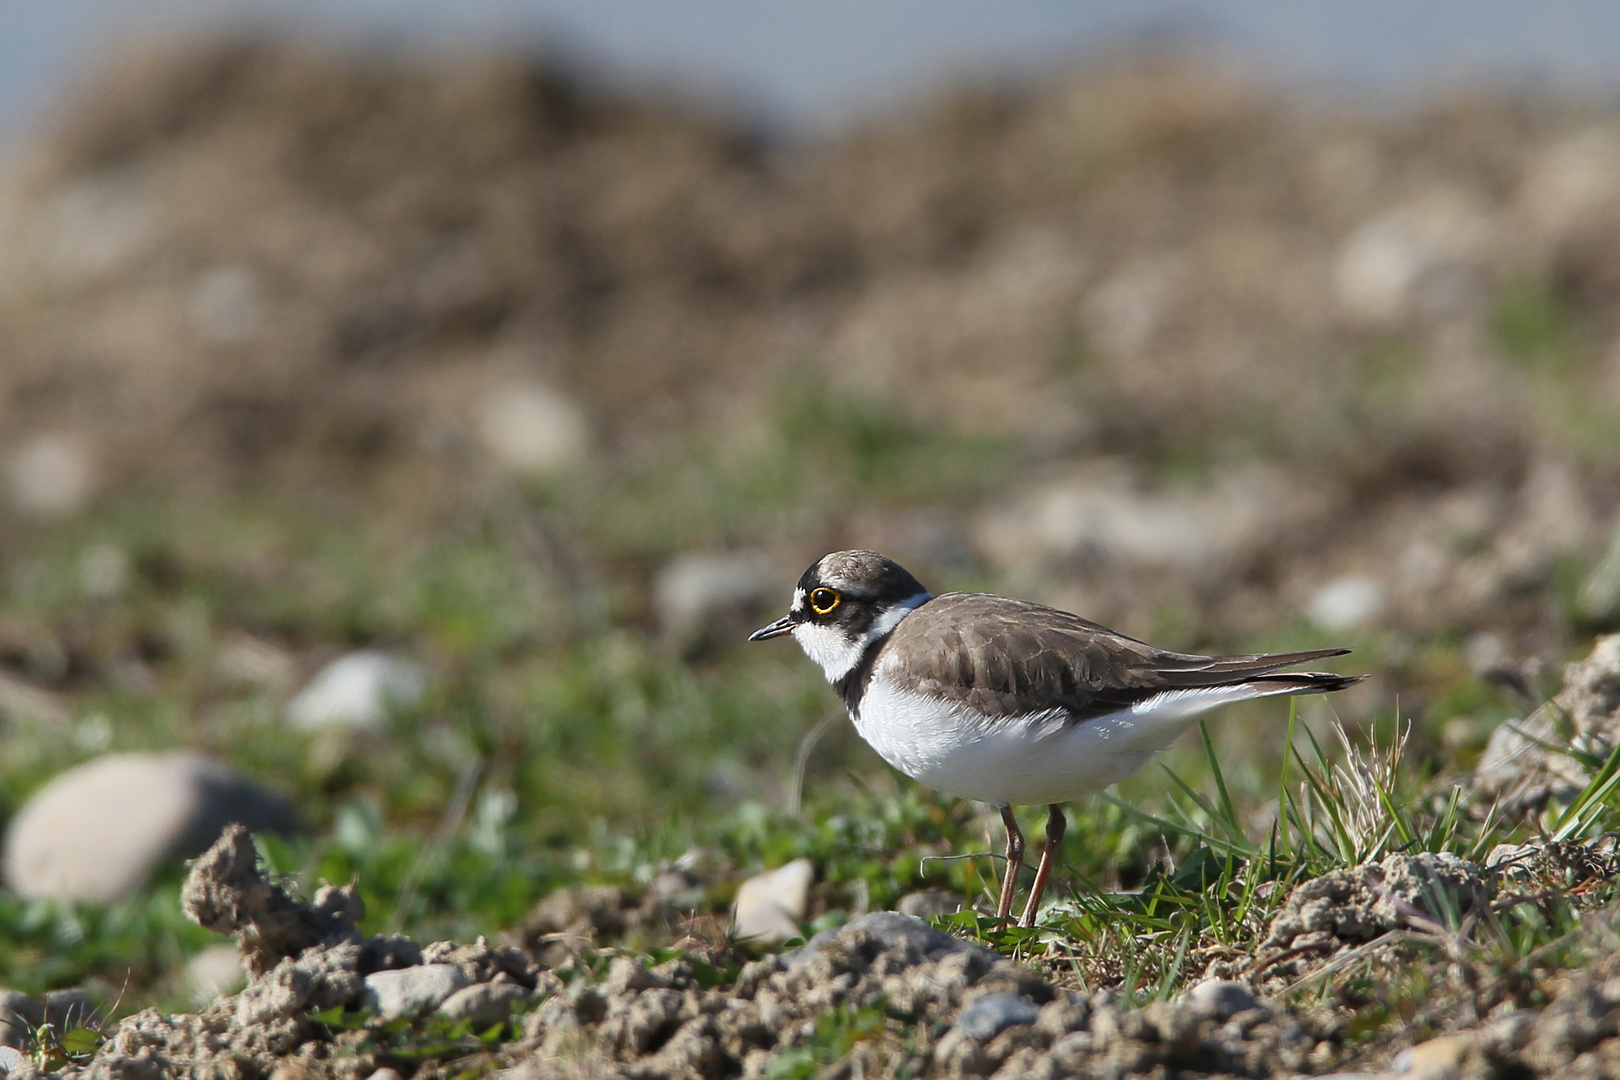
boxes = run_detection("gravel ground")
[4,816,1611,1080]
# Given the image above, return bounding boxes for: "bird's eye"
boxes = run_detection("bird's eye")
[809,587,841,615]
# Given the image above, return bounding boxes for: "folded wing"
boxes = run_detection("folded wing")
[883,592,1360,722]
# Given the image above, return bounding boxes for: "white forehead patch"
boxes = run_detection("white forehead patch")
[792,586,807,611]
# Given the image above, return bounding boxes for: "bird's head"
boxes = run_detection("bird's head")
[749,550,933,682]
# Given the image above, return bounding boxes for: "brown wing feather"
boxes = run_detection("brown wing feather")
[879,593,1353,722]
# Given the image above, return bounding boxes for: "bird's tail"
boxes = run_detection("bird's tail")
[1247,671,1366,696]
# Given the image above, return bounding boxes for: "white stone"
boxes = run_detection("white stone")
[654,552,777,642]
[286,651,426,731]
[3,752,298,902]
[5,433,97,519]
[977,465,1310,576]
[36,172,155,282]
[474,381,589,476]
[188,266,264,343]
[1335,193,1487,323]
[733,858,814,942]
[1082,257,1183,356]
[1184,978,1261,1020]
[1392,1034,1470,1080]
[438,981,529,1027]
[186,944,246,1004]
[362,964,470,1022]
[1306,575,1386,632]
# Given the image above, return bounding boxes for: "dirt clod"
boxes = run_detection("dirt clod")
[1264,852,1493,953]
[39,833,1620,1078]
[181,823,364,979]
[1474,634,1620,815]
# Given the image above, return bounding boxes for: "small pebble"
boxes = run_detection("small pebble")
[3,751,298,902]
[733,859,813,942]
[1184,978,1261,1020]
[287,651,426,731]
[1392,1034,1470,1080]
[5,433,97,519]
[362,964,470,1022]
[439,982,529,1028]
[955,992,1040,1040]
[1306,575,1385,632]
[474,380,590,477]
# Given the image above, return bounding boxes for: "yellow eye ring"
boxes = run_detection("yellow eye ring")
[809,587,841,615]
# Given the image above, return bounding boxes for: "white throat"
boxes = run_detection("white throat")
[794,591,932,683]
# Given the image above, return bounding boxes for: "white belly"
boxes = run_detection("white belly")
[852,677,1268,806]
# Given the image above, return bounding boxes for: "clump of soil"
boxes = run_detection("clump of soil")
[1474,633,1620,814]
[1263,851,1492,952]
[39,825,1620,1080]
[181,823,368,978]
[62,827,1357,1079]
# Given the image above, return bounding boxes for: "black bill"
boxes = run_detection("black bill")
[748,615,796,641]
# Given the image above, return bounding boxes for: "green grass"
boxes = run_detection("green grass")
[0,371,1616,1074]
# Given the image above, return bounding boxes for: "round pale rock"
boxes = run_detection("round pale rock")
[5,433,97,519]
[1392,1034,1471,1080]
[1306,575,1385,632]
[362,964,470,1023]
[474,381,590,477]
[286,651,426,732]
[954,992,1040,1040]
[4,752,299,902]
[732,858,813,942]
[438,982,530,1028]
[1183,978,1262,1020]
[654,552,776,644]
[1334,196,1486,324]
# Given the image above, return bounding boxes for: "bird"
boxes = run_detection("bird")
[749,549,1363,927]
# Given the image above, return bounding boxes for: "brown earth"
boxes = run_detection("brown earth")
[18,819,1620,1080]
[1,39,1619,664]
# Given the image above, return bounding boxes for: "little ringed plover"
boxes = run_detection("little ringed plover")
[750,549,1363,927]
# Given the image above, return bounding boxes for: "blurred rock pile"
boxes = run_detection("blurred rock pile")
[0,40,1618,654]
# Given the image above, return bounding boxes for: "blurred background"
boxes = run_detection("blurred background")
[1,0,1619,1004]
